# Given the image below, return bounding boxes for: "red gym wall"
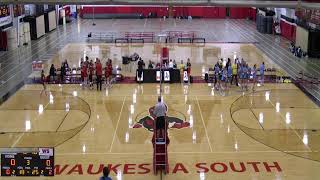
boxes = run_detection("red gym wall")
[80,6,168,17]
[80,6,258,19]
[280,19,296,41]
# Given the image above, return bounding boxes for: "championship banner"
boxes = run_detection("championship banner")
[0,5,12,27]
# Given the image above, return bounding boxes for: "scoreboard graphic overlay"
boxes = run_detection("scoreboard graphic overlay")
[0,148,54,176]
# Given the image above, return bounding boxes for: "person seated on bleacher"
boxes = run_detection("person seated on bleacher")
[179,60,185,72]
[148,60,153,69]
[168,59,174,69]
[297,47,302,58]
[289,42,295,53]
[80,58,84,68]
[173,60,177,69]
[64,59,69,69]
[131,52,139,61]
[60,62,66,82]
[156,63,161,69]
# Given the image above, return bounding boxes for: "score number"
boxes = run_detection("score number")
[1,150,54,176]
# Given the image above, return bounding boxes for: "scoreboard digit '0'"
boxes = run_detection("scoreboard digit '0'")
[0,148,54,176]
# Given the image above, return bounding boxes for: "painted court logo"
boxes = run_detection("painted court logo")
[133,106,190,131]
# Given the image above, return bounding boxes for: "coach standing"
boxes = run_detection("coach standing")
[95,58,103,91]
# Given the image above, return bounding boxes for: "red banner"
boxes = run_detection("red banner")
[0,5,11,27]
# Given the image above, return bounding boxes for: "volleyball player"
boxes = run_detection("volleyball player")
[40,70,48,96]
[227,64,232,90]
[259,62,265,86]
[214,62,220,90]
[81,63,88,89]
[238,63,244,91]
[105,59,113,88]
[244,63,251,91]
[221,66,228,90]
[88,60,94,89]
[252,64,257,91]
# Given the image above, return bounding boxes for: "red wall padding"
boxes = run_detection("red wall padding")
[0,31,8,51]
[280,19,296,42]
[248,8,257,21]
[173,7,226,18]
[230,7,250,19]
[81,6,168,17]
[81,6,227,18]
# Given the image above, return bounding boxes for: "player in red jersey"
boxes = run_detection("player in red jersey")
[81,63,88,88]
[105,59,113,88]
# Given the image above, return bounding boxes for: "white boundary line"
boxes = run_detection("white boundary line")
[196,96,213,152]
[109,96,126,152]
[11,99,51,148]
[55,150,316,156]
[268,100,312,151]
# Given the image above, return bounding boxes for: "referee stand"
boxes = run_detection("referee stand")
[152,117,169,175]
[153,53,170,175]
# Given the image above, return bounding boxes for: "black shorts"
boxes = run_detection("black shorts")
[89,75,93,82]
[138,69,143,78]
[156,116,165,130]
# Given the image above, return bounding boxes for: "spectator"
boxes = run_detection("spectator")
[60,62,65,82]
[148,60,153,69]
[168,59,174,69]
[64,59,69,69]
[173,60,177,68]
[156,62,161,69]
[99,167,112,180]
[49,64,56,82]
[80,58,84,68]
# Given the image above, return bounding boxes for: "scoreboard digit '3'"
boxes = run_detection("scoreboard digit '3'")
[0,148,54,176]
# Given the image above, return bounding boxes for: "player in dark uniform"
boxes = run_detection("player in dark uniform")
[40,70,47,96]
[88,60,94,89]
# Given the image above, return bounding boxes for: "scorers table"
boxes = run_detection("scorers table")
[0,148,54,176]
[136,69,181,83]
